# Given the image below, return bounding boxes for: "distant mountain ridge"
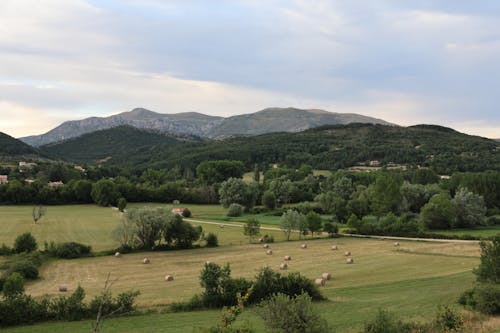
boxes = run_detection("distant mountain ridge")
[20,107,392,147]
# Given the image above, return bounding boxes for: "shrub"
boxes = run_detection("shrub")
[13,233,37,253]
[248,267,324,305]
[89,290,140,316]
[48,285,88,321]
[2,273,24,298]
[459,284,500,315]
[182,208,192,218]
[117,197,127,212]
[227,204,244,217]
[323,221,339,237]
[260,234,274,243]
[7,260,39,279]
[363,309,414,333]
[205,233,219,247]
[48,242,92,259]
[0,244,12,256]
[434,305,464,332]
[257,293,329,333]
[474,235,500,283]
[486,215,500,225]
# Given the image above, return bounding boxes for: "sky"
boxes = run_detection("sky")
[1,0,499,138]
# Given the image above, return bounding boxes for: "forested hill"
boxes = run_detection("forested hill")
[44,123,500,174]
[0,132,42,158]
[41,125,198,163]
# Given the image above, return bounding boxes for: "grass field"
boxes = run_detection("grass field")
[25,238,480,306]
[8,237,489,333]
[1,204,498,332]
[434,226,500,238]
[0,205,122,251]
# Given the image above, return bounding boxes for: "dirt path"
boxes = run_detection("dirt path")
[185,218,481,244]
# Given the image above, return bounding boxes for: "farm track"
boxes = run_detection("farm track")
[186,218,482,244]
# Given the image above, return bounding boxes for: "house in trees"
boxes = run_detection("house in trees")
[0,175,8,184]
[48,181,64,188]
[171,208,187,216]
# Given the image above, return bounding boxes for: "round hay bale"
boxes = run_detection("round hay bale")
[205,261,211,265]
[322,273,331,280]
[314,278,325,287]
[284,255,292,261]
[279,263,288,270]
[259,237,264,243]
[263,244,270,249]
[331,245,338,250]
[346,258,354,264]
[58,285,68,292]
[114,252,121,257]
[143,258,151,264]
[301,243,307,249]
[394,242,400,247]
[164,275,174,282]
[344,251,351,256]
[219,224,225,229]
[266,249,273,255]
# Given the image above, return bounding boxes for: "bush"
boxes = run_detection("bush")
[227,204,244,217]
[248,267,324,305]
[434,305,464,332]
[257,293,329,333]
[363,309,414,333]
[117,197,127,212]
[486,215,500,225]
[323,221,338,237]
[260,234,274,243]
[7,260,39,279]
[48,285,88,321]
[13,233,37,253]
[459,284,500,315]
[0,244,12,256]
[205,233,218,247]
[2,273,24,298]
[474,235,500,283]
[48,242,92,259]
[182,208,192,218]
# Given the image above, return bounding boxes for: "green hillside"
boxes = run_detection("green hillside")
[0,132,42,158]
[44,123,499,174]
[41,125,197,163]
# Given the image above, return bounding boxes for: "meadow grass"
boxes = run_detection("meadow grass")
[25,237,479,307]
[434,226,500,238]
[0,205,121,251]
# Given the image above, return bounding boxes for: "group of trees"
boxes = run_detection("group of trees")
[113,208,203,251]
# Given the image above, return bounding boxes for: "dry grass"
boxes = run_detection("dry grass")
[26,238,480,307]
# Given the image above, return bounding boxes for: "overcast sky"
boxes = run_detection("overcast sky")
[1,0,499,138]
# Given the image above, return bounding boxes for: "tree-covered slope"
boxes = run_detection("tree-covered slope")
[105,123,500,174]
[0,132,42,158]
[41,125,196,163]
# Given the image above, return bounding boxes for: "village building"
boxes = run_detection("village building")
[0,175,8,184]
[171,207,187,216]
[48,181,64,188]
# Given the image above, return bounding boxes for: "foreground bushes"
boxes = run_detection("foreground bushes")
[172,263,324,311]
[459,284,500,315]
[0,282,140,327]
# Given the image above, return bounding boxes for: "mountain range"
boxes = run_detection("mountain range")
[20,107,391,147]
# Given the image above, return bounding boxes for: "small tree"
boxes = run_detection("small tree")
[262,191,276,210]
[257,293,329,333]
[474,235,500,283]
[279,210,305,241]
[243,218,260,243]
[323,221,338,238]
[227,203,244,217]
[2,272,25,299]
[117,198,127,212]
[32,206,45,224]
[306,211,322,237]
[13,232,38,253]
[420,193,456,230]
